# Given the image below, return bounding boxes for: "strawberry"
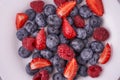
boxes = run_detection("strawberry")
[57,1,76,18]
[73,15,85,28]
[62,18,76,39]
[64,58,78,80]
[16,13,28,30]
[57,44,75,61]
[22,37,35,51]
[30,0,45,13]
[54,0,67,7]
[30,58,52,70]
[98,43,111,64]
[86,0,104,16]
[36,28,46,50]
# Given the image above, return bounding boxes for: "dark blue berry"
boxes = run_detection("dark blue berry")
[84,24,94,37]
[16,28,29,41]
[88,54,99,65]
[59,34,69,44]
[46,34,60,49]
[89,15,102,28]
[67,16,74,25]
[42,66,53,74]
[90,41,104,53]
[76,0,83,4]
[79,5,92,19]
[70,38,85,52]
[24,21,38,34]
[18,46,32,58]
[25,9,36,21]
[80,48,93,61]
[70,7,79,17]
[41,49,53,59]
[44,4,56,16]
[47,26,60,35]
[32,50,41,59]
[83,39,91,48]
[47,14,62,26]
[35,13,47,27]
[25,63,39,76]
[53,73,66,80]
[76,28,87,39]
[49,47,57,52]
[31,30,39,38]
[77,56,87,65]
[78,65,88,77]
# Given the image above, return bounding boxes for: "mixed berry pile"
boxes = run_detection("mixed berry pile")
[15,0,112,80]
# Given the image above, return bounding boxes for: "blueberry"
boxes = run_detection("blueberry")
[89,15,102,28]
[67,16,74,25]
[79,5,92,19]
[41,49,53,59]
[16,28,29,41]
[46,34,60,49]
[76,28,87,39]
[78,65,88,77]
[77,56,87,65]
[76,0,83,4]
[18,46,32,58]
[31,30,39,38]
[49,47,57,52]
[53,73,66,80]
[42,66,53,73]
[25,9,36,21]
[32,50,41,59]
[70,38,85,52]
[24,21,38,34]
[47,26,60,35]
[88,54,99,65]
[90,41,104,53]
[80,48,93,61]
[25,63,39,76]
[59,34,69,44]
[83,39,91,48]
[35,13,47,27]
[50,55,60,66]
[44,4,56,16]
[47,14,62,26]
[84,24,94,37]
[70,7,79,17]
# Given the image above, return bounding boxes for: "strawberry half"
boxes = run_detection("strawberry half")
[98,43,111,64]
[57,1,76,18]
[16,13,28,30]
[86,0,104,16]
[36,28,46,50]
[62,18,76,39]
[30,58,52,70]
[64,58,78,80]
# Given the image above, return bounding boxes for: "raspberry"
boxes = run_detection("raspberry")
[30,0,45,13]
[54,0,67,7]
[22,37,35,51]
[93,27,109,41]
[33,70,49,80]
[57,44,75,61]
[87,65,102,78]
[73,15,85,28]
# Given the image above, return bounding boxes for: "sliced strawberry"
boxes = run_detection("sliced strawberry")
[36,28,46,50]
[16,13,28,30]
[86,0,104,16]
[57,1,76,18]
[64,58,78,80]
[54,0,67,7]
[30,58,52,70]
[62,18,76,39]
[57,44,75,61]
[98,43,111,64]
[22,37,35,51]
[30,0,45,13]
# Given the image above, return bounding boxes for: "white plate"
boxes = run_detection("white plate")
[0,0,120,80]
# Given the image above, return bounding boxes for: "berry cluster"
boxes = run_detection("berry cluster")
[16,0,112,80]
